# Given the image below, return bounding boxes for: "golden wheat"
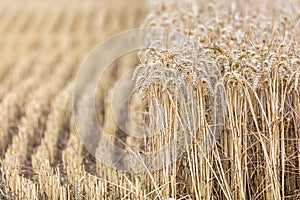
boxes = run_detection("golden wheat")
[0,0,299,199]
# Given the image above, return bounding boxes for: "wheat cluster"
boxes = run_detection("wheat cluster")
[131,0,300,199]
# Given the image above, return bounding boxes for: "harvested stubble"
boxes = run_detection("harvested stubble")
[0,0,299,200]
[0,0,148,199]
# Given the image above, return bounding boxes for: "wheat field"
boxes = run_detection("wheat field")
[0,0,300,199]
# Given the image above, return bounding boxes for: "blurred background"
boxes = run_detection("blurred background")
[0,0,148,95]
[0,0,149,198]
